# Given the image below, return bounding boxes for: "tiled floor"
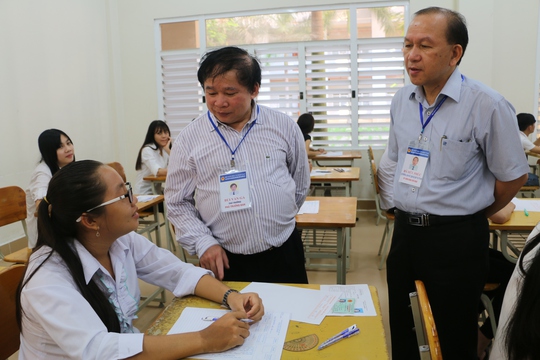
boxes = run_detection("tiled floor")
[6,209,390,359]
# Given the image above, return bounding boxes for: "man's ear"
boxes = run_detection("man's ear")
[78,213,99,231]
[450,44,463,67]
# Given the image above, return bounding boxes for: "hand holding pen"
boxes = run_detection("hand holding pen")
[318,324,360,350]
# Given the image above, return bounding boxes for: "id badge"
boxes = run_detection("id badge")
[398,143,429,187]
[219,170,252,212]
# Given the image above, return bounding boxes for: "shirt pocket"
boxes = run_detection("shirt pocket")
[431,138,479,181]
[260,150,288,187]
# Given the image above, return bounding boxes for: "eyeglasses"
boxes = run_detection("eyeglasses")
[76,182,133,222]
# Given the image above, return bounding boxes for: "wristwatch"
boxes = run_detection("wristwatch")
[222,289,239,309]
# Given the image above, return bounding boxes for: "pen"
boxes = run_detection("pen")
[524,209,529,217]
[318,327,360,350]
[202,316,254,323]
[319,324,357,347]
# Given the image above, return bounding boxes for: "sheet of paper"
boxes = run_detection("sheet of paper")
[511,197,540,212]
[241,282,337,325]
[136,195,160,202]
[320,284,377,316]
[297,200,319,214]
[310,169,332,176]
[168,308,290,360]
[319,151,343,156]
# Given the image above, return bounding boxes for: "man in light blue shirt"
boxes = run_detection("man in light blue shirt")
[381,7,528,359]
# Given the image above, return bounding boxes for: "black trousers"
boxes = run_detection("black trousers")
[387,211,489,360]
[223,227,308,284]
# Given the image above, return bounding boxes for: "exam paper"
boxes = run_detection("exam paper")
[320,284,378,316]
[511,197,540,212]
[168,308,290,360]
[297,201,319,214]
[241,282,337,325]
[310,169,332,176]
[136,195,160,202]
[319,151,343,156]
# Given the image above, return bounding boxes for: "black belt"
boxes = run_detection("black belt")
[395,209,481,227]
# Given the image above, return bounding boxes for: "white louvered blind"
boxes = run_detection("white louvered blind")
[161,50,202,138]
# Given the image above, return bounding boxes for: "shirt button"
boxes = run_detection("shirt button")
[411,188,416,193]
[426,111,431,115]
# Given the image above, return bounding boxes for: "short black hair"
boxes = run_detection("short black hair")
[517,113,537,131]
[414,7,468,65]
[197,46,261,93]
[297,113,315,135]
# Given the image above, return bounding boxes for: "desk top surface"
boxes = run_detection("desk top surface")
[143,175,166,182]
[526,151,540,158]
[310,167,360,181]
[312,150,362,161]
[489,209,540,230]
[296,196,357,228]
[136,194,164,212]
[146,282,388,359]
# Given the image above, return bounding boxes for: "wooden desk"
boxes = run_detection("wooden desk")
[141,176,177,254]
[525,151,540,159]
[146,282,389,360]
[136,195,167,310]
[489,207,540,263]
[312,150,362,167]
[310,167,360,197]
[296,197,357,284]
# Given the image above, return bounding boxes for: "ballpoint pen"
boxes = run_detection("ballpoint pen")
[318,324,357,348]
[318,327,360,350]
[202,316,254,323]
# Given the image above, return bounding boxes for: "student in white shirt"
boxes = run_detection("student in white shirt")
[135,120,171,194]
[17,160,264,360]
[297,113,326,159]
[25,129,75,248]
[517,113,540,186]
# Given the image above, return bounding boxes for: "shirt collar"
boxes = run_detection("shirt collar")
[74,238,129,284]
[208,101,260,132]
[410,68,463,105]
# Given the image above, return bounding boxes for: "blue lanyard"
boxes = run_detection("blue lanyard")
[207,105,259,168]
[418,95,448,135]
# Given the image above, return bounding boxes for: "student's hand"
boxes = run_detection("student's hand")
[163,138,172,155]
[200,245,229,280]
[227,292,264,322]
[318,148,326,154]
[199,311,250,353]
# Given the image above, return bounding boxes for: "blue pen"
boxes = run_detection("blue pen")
[318,327,360,350]
[318,324,357,347]
[202,316,253,323]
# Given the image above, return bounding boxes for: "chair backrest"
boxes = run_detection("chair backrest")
[367,146,375,163]
[0,264,26,359]
[107,162,127,182]
[0,186,27,228]
[409,280,443,360]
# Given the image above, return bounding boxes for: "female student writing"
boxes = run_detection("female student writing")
[297,113,326,159]
[135,120,171,194]
[25,129,75,248]
[17,160,264,359]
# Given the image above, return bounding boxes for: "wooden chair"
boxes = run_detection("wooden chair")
[368,157,395,270]
[0,186,30,263]
[409,280,443,360]
[106,162,127,182]
[0,264,27,359]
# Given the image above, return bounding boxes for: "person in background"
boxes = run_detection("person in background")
[381,7,528,359]
[517,112,540,186]
[491,221,540,360]
[25,129,75,249]
[297,113,326,159]
[17,160,264,359]
[165,46,310,283]
[135,120,171,194]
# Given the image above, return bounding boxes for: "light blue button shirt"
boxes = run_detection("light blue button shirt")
[387,68,529,215]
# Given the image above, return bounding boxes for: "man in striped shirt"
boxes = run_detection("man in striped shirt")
[165,46,311,283]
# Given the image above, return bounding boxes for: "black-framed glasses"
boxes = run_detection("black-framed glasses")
[76,182,133,222]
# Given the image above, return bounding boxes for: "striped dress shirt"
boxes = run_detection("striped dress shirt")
[165,104,310,256]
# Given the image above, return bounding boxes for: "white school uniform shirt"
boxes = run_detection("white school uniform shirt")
[490,224,540,360]
[19,231,211,359]
[25,162,53,248]
[519,131,535,151]
[135,145,169,194]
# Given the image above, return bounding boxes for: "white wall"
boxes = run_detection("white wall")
[1,0,539,244]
